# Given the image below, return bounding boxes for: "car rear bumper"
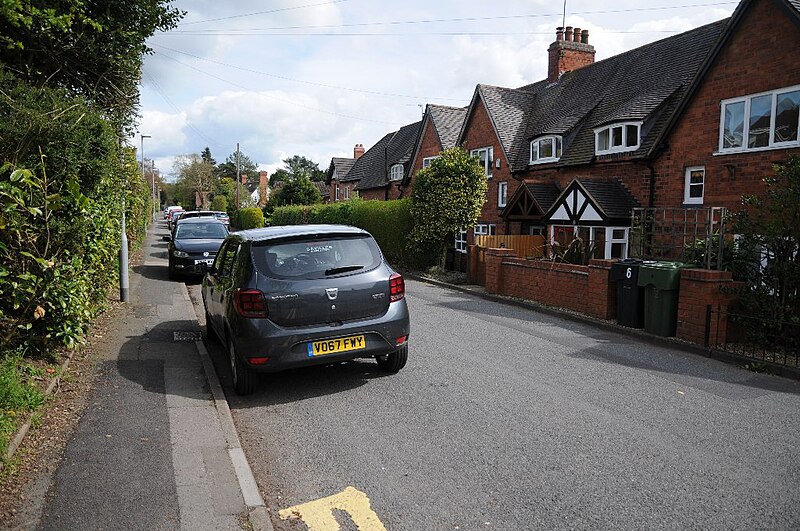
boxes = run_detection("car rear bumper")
[228,300,410,373]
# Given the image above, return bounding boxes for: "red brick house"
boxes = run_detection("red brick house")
[439,0,798,266]
[326,144,362,203]
[353,120,422,200]
[402,104,467,195]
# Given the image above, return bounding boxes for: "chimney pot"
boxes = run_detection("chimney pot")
[565,26,573,42]
[581,29,589,44]
[556,26,564,41]
[573,27,581,42]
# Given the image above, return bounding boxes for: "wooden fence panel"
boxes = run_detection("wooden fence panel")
[474,235,546,259]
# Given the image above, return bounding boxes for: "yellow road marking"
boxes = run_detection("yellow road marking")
[278,486,387,531]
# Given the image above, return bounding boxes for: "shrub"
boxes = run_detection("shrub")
[238,207,265,229]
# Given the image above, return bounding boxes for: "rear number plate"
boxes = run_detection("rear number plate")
[308,335,365,357]
[194,259,214,265]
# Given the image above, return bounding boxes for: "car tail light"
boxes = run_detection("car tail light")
[234,289,268,318]
[389,273,405,302]
[249,357,270,365]
[395,335,407,346]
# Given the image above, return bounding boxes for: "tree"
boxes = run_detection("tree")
[0,1,184,131]
[216,151,258,181]
[409,147,487,267]
[173,154,215,209]
[732,156,800,325]
[268,176,322,208]
[269,168,290,187]
[283,155,325,182]
[201,147,216,166]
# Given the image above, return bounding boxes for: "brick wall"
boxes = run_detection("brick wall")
[677,268,743,345]
[484,248,615,319]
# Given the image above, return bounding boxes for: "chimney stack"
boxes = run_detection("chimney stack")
[354,144,365,159]
[547,26,595,83]
[258,171,268,207]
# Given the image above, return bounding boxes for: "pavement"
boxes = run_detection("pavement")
[17,221,272,531]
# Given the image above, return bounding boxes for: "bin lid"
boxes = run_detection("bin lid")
[637,261,691,289]
[610,258,644,281]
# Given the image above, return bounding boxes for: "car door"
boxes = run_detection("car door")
[206,239,240,335]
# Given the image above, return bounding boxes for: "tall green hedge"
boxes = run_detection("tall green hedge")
[269,199,414,265]
[0,72,150,357]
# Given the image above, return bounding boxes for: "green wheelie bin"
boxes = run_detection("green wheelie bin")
[637,261,691,337]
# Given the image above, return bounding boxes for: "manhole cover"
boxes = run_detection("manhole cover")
[173,331,202,342]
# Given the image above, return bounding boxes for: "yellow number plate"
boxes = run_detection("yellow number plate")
[308,335,366,357]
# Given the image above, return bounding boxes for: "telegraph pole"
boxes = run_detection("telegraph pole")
[141,134,152,220]
[236,142,241,210]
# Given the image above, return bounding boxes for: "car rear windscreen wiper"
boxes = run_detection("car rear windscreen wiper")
[325,265,364,275]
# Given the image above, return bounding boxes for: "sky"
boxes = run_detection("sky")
[137,0,738,181]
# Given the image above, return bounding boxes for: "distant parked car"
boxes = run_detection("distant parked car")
[165,205,183,220]
[165,218,228,280]
[213,211,230,226]
[202,224,410,395]
[178,210,216,222]
[168,210,183,231]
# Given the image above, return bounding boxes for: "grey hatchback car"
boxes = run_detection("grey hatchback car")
[201,225,410,395]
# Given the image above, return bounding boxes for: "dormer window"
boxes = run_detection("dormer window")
[389,164,404,181]
[530,135,562,164]
[594,122,641,155]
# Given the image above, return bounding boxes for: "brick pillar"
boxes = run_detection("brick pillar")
[587,259,615,319]
[484,248,517,294]
[677,269,743,345]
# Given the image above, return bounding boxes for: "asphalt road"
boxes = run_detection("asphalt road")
[187,279,800,530]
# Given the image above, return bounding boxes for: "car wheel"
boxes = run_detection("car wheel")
[168,259,177,280]
[227,335,258,395]
[376,344,408,373]
[204,308,219,343]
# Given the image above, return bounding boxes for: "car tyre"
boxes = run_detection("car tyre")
[228,335,258,395]
[376,344,408,373]
[168,259,177,281]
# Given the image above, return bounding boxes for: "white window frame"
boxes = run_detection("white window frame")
[594,122,642,155]
[529,135,562,164]
[470,146,494,178]
[335,185,340,201]
[474,223,496,237]
[455,229,468,254]
[718,84,800,153]
[549,225,629,259]
[422,156,439,168]
[389,163,404,181]
[344,185,350,200]
[684,166,705,205]
[498,181,508,208]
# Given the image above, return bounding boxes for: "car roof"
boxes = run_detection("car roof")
[232,224,370,242]
[175,217,227,226]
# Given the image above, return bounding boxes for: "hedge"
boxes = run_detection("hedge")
[0,71,151,357]
[237,207,265,229]
[269,199,414,265]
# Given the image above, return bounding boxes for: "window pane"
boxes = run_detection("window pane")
[540,138,553,158]
[531,142,539,161]
[748,94,771,148]
[598,129,609,151]
[775,90,800,143]
[612,126,623,147]
[610,242,626,259]
[625,125,638,147]
[612,229,626,239]
[723,101,745,148]
[555,137,562,158]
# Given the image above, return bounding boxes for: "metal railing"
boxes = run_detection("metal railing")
[705,305,799,369]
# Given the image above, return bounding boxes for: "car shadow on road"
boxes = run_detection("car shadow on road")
[203,336,393,408]
[423,290,800,397]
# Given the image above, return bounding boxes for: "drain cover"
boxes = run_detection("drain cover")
[173,331,202,342]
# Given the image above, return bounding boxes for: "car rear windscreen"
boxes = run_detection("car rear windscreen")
[252,235,382,279]
[175,223,228,240]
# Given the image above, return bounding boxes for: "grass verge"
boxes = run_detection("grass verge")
[0,350,46,460]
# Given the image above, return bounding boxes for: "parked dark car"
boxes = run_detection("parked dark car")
[165,218,229,280]
[168,209,183,231]
[202,224,410,395]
